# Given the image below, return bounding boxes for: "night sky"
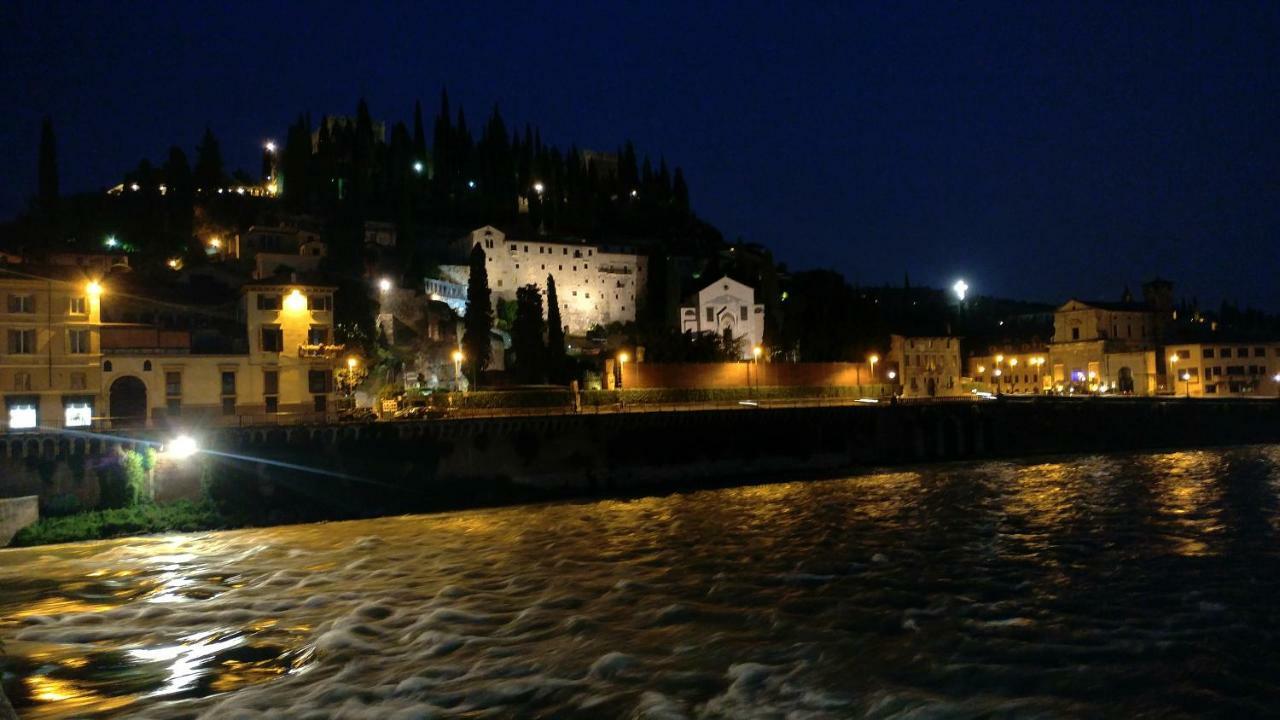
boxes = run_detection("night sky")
[3,2,1278,308]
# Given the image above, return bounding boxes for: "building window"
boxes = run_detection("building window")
[8,329,35,354]
[740,306,748,321]
[7,402,37,429]
[13,372,32,391]
[68,329,90,354]
[263,369,279,394]
[69,372,86,390]
[265,396,279,414]
[308,294,333,311]
[1203,348,1214,359]
[222,397,236,416]
[1221,348,1232,358]
[103,360,112,372]
[64,401,92,428]
[257,294,281,310]
[313,395,327,412]
[1255,347,1266,357]
[143,360,152,371]
[706,307,714,322]
[221,371,236,396]
[165,371,182,397]
[1237,347,1249,357]
[68,296,87,315]
[1071,328,1079,340]
[261,326,283,352]
[8,294,34,313]
[308,326,329,344]
[308,369,331,394]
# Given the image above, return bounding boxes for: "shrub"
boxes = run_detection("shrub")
[10,500,228,547]
[97,449,150,509]
[42,493,82,517]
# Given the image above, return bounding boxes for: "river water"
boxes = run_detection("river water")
[3,447,1280,719]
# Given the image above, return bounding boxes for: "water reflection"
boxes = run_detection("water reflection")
[1,446,1279,718]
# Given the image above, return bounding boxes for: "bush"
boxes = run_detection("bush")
[97,449,150,509]
[42,493,82,517]
[10,500,228,547]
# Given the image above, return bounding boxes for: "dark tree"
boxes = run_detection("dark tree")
[545,274,567,382]
[462,243,493,381]
[37,116,58,221]
[512,284,546,383]
[412,100,428,165]
[193,127,225,190]
[672,167,690,214]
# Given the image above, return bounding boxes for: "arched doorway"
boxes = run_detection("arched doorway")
[109,376,148,427]
[1118,367,1134,394]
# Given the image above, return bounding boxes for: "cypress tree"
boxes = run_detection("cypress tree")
[412,99,427,161]
[546,274,567,383]
[513,284,546,383]
[193,127,225,191]
[462,243,494,382]
[672,167,690,214]
[37,116,58,223]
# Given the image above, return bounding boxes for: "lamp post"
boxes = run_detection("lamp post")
[752,345,763,393]
[452,350,464,390]
[1273,372,1280,399]
[1170,353,1180,396]
[617,352,629,390]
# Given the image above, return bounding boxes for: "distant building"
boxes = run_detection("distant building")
[1159,341,1280,397]
[1046,280,1172,394]
[449,225,646,334]
[679,275,765,359]
[967,347,1051,394]
[0,266,105,430]
[888,335,962,398]
[101,281,340,427]
[363,221,397,248]
[237,225,327,279]
[424,277,467,315]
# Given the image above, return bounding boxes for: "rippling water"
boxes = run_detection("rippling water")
[4,446,1280,718]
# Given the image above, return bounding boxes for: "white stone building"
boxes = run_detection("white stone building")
[679,275,765,359]
[447,226,646,335]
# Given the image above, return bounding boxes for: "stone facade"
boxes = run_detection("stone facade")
[889,335,963,398]
[679,275,765,359]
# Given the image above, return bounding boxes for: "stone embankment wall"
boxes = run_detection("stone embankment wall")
[625,361,875,390]
[3,399,1280,529]
[0,496,38,546]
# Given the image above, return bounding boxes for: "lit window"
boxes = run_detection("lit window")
[69,296,87,314]
[8,404,37,429]
[308,327,329,345]
[64,403,92,428]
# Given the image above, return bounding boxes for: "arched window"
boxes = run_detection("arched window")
[143,360,152,371]
[103,360,113,372]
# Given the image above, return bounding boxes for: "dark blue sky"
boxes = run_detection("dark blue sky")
[4,2,1279,308]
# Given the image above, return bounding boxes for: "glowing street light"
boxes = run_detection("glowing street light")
[887,370,897,380]
[347,357,359,370]
[264,141,277,153]
[533,181,545,194]
[952,279,969,302]
[1181,370,1192,398]
[413,161,425,174]
[451,349,464,388]
[85,280,102,298]
[617,351,629,390]
[104,235,118,248]
[165,435,199,460]
[378,277,393,293]
[868,354,879,380]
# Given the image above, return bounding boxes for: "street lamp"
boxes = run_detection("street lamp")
[452,350,464,389]
[617,352,629,390]
[1273,372,1280,399]
[378,277,392,293]
[952,279,969,302]
[413,161,425,175]
[1181,371,1192,398]
[1170,353,1180,394]
[264,141,276,153]
[85,280,102,298]
[533,181,545,194]
[165,435,199,460]
[868,354,879,381]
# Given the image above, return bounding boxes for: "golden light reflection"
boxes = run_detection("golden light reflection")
[1146,451,1226,557]
[6,596,118,621]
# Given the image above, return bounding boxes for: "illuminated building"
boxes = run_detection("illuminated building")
[888,335,963,398]
[679,275,766,360]
[0,267,104,430]
[444,225,647,334]
[1159,342,1280,397]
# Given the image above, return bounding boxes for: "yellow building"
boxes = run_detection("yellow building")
[888,335,963,398]
[1046,283,1172,395]
[1162,342,1280,398]
[101,282,340,427]
[967,349,1051,394]
[0,266,104,430]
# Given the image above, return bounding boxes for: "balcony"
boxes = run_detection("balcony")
[298,343,345,359]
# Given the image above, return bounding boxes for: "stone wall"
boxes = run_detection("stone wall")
[624,362,876,390]
[0,496,38,546]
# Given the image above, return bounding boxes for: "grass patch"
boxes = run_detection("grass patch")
[10,499,230,547]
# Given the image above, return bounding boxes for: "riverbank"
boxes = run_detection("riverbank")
[5,397,1280,547]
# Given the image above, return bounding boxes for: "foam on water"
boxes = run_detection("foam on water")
[2,447,1280,718]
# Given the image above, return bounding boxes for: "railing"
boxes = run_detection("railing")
[297,343,345,358]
